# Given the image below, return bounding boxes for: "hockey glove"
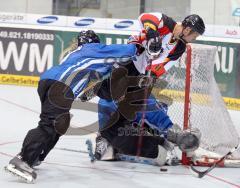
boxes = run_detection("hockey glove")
[145,28,163,59]
[167,124,201,152]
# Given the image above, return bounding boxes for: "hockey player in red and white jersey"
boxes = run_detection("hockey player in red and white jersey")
[94,13,205,166]
[128,12,205,78]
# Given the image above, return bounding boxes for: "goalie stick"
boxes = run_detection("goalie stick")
[190,142,240,178]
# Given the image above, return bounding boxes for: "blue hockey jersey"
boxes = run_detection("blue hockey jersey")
[98,95,173,135]
[40,43,137,98]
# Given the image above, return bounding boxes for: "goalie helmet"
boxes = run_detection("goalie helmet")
[77,30,100,46]
[182,14,205,35]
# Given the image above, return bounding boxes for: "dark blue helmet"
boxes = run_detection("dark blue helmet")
[182,14,205,35]
[77,30,100,46]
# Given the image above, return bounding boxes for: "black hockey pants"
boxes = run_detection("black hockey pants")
[20,79,74,166]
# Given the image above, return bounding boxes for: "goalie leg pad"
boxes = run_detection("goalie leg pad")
[155,145,167,166]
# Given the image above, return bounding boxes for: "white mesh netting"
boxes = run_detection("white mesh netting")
[153,43,240,162]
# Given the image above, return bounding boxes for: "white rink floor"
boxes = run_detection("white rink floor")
[0,84,240,188]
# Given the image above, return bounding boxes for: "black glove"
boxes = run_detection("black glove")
[94,66,131,101]
[146,28,162,55]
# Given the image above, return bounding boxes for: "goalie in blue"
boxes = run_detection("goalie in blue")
[96,94,202,166]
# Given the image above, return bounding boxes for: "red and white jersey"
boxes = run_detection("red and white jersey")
[129,12,186,77]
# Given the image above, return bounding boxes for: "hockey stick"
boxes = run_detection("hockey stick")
[55,147,89,154]
[116,153,160,166]
[55,141,96,162]
[136,39,159,156]
[190,142,240,178]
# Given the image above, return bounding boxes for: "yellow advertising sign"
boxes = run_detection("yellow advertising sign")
[0,74,39,87]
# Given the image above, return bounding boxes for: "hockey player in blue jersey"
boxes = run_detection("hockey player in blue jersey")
[4,30,141,183]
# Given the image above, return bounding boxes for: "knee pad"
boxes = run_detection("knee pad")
[54,112,71,135]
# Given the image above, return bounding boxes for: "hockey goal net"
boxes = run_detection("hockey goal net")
[153,43,240,167]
